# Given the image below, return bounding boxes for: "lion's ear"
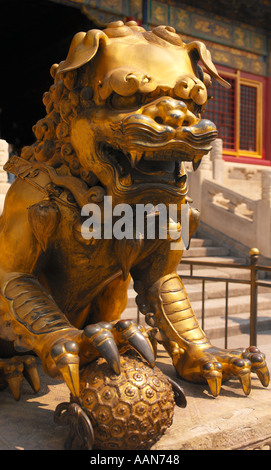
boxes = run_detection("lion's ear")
[57,30,108,74]
[185,41,231,89]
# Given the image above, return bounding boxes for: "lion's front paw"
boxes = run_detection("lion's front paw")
[0,355,40,400]
[175,345,269,397]
[42,321,155,399]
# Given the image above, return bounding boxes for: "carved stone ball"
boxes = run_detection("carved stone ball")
[78,354,175,450]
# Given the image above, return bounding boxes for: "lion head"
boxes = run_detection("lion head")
[21,21,229,206]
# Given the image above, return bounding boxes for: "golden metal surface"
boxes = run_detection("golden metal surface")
[0,20,269,426]
[76,354,175,450]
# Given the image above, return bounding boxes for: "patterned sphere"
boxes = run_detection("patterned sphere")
[78,354,175,450]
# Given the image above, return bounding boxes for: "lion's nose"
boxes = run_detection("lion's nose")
[174,77,207,105]
[141,97,199,128]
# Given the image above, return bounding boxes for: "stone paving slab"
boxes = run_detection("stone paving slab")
[0,366,70,450]
[1,340,271,451]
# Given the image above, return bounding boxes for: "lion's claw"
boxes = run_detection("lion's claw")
[200,360,223,397]
[48,320,155,398]
[114,320,155,367]
[227,357,252,395]
[197,345,269,397]
[0,355,40,400]
[242,346,270,387]
[82,320,155,371]
[51,341,80,398]
[83,322,121,375]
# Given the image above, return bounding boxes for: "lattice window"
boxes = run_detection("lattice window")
[204,77,236,150]
[204,71,262,158]
[240,84,257,152]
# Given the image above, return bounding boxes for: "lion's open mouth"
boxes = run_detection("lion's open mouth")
[101,143,179,184]
[99,143,195,197]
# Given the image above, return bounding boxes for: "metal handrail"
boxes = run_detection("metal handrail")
[179,248,271,348]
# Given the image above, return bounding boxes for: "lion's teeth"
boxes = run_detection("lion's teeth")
[130,151,137,168]
[176,174,187,187]
[130,151,144,168]
[192,156,202,171]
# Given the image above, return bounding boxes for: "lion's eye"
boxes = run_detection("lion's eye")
[109,93,140,110]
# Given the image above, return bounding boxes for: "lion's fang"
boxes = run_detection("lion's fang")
[130,151,144,168]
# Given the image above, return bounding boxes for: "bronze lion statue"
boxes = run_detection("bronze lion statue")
[0,21,268,405]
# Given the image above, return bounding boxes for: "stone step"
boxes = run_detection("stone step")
[203,309,271,342]
[191,292,271,318]
[184,281,250,301]
[126,266,253,306]
[203,329,271,350]
[127,270,270,307]
[184,279,271,301]
[189,237,214,247]
[178,266,250,281]
[178,256,247,271]
[127,281,251,308]
[182,246,230,258]
[120,305,271,342]
[126,288,271,316]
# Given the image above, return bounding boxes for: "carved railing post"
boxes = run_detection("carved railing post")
[261,170,271,205]
[188,151,212,212]
[211,138,224,184]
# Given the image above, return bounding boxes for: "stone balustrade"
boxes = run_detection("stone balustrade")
[187,139,271,260]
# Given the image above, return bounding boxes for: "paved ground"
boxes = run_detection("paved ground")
[153,338,271,451]
[1,330,271,452]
